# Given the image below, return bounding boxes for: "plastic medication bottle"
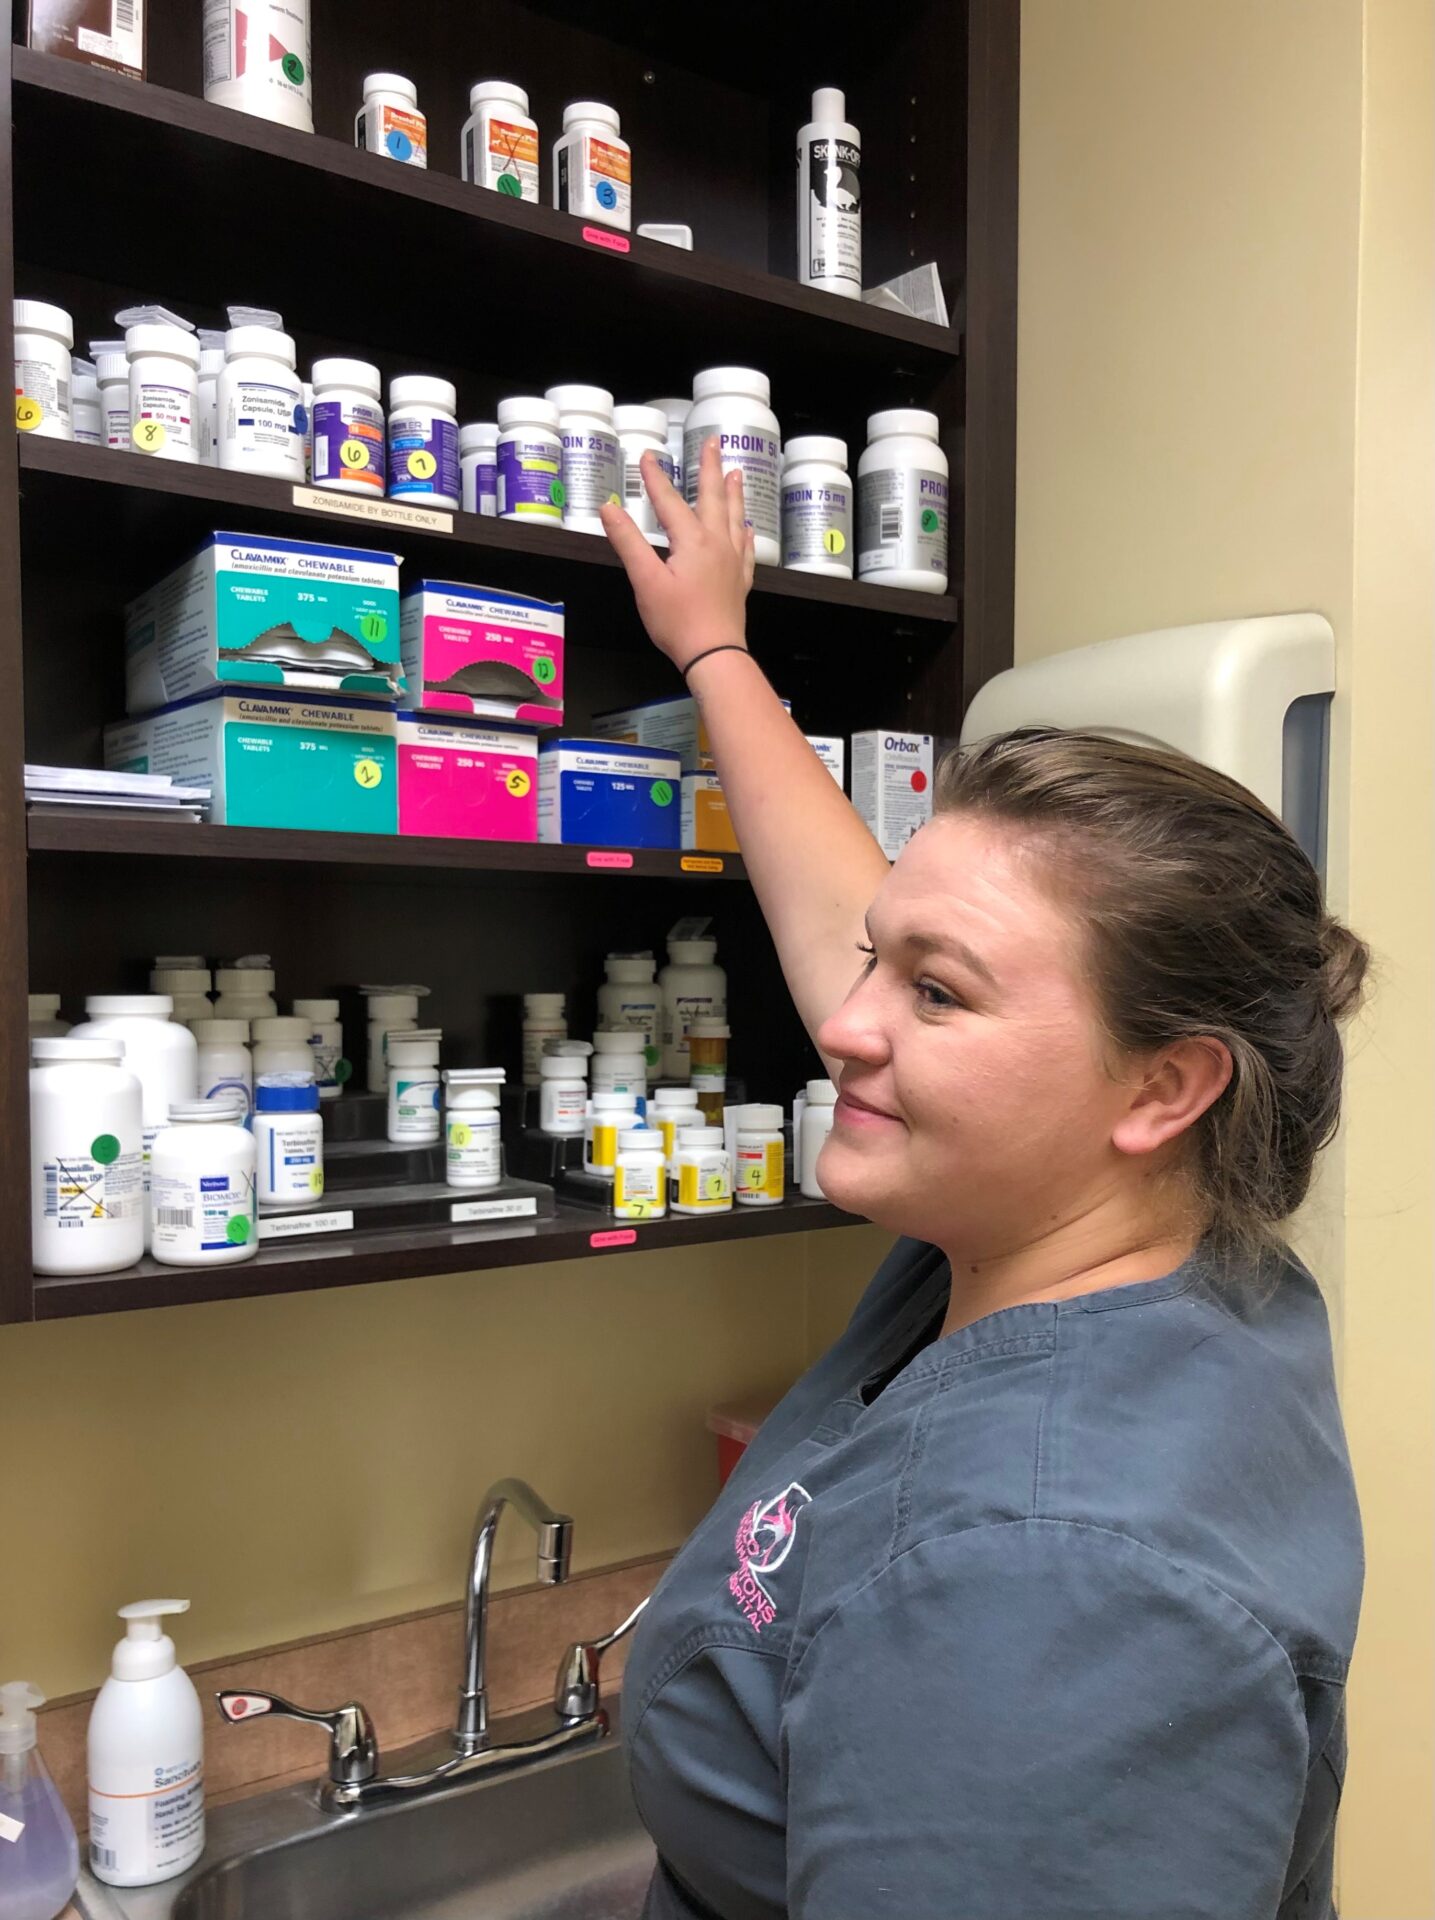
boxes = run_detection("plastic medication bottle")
[614,405,674,545]
[149,1098,257,1267]
[203,0,313,132]
[355,72,427,167]
[387,1031,442,1144]
[126,324,199,462]
[364,990,420,1093]
[191,1019,254,1119]
[646,397,690,498]
[659,933,728,1077]
[590,1029,646,1101]
[94,346,131,451]
[87,1601,205,1888]
[30,1037,144,1277]
[311,358,386,498]
[596,954,659,1069]
[800,1077,838,1198]
[460,422,499,516]
[195,331,225,463]
[72,357,103,446]
[13,300,74,439]
[782,436,853,577]
[149,961,212,1026]
[251,1016,315,1080]
[797,88,862,299]
[28,993,69,1038]
[292,998,343,1098]
[736,1104,786,1207]
[671,1124,732,1215]
[253,1073,323,1206]
[217,327,306,480]
[684,368,781,565]
[462,81,539,201]
[70,997,199,1177]
[553,101,632,230]
[213,959,277,1024]
[545,384,621,534]
[388,375,459,508]
[539,1042,591,1135]
[613,1128,665,1220]
[497,396,563,523]
[522,992,567,1088]
[652,1086,701,1159]
[444,1068,505,1189]
[687,1016,730,1122]
[857,408,950,592]
[585,1093,639,1176]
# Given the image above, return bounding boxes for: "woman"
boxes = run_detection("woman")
[598,444,1366,1920]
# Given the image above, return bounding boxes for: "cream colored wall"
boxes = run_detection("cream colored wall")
[1017,3,1434,1913]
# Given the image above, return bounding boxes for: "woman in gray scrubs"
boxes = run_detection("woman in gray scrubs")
[599,444,1366,1920]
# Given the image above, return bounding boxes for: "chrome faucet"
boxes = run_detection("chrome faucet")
[455,1477,574,1755]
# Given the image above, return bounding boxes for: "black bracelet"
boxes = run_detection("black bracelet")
[682,644,753,681]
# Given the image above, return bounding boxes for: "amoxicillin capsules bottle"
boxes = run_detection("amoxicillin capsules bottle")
[782,435,853,577]
[30,1037,144,1276]
[857,408,950,592]
[311,358,385,498]
[684,368,781,565]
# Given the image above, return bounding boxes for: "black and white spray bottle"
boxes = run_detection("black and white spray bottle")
[797,88,862,299]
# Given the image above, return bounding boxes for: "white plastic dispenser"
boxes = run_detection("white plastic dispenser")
[87,1601,204,1887]
[0,1681,80,1920]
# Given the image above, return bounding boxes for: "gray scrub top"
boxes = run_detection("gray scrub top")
[623,1237,1362,1919]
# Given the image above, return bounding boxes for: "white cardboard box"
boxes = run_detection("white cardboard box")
[851,730,933,859]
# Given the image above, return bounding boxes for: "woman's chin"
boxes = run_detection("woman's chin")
[815,1141,899,1224]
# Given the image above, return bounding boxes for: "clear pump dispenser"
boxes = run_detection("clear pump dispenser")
[0,1681,80,1920]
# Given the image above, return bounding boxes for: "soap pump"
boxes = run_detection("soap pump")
[86,1600,205,1888]
[0,1681,80,1920]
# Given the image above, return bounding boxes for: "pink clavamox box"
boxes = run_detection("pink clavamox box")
[399,580,564,730]
[396,713,539,842]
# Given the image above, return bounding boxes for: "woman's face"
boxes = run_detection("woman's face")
[815,811,1150,1259]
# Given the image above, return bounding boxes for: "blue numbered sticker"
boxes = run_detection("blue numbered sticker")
[387,129,413,162]
[596,178,618,210]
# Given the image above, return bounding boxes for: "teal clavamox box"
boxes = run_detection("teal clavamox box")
[105,692,399,833]
[124,531,405,715]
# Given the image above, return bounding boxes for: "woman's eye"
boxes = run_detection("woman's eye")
[916,978,962,1011]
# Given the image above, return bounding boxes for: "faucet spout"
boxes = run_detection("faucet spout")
[456,1477,573,1756]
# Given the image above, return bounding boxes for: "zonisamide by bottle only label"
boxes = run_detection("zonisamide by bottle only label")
[684,425,780,546]
[857,468,950,577]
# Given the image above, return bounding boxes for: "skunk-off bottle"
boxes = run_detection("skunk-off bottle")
[0,1682,79,1920]
[87,1601,204,1887]
[797,88,861,298]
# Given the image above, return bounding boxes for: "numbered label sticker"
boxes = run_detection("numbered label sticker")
[14,397,42,431]
[532,656,557,685]
[339,439,371,471]
[824,528,847,556]
[505,769,532,798]
[354,757,384,789]
[358,612,388,645]
[132,419,167,453]
[406,449,437,481]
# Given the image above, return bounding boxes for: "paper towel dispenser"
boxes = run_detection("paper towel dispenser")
[959,613,1336,870]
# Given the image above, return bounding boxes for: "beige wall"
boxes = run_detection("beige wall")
[1017,2,1434,1913]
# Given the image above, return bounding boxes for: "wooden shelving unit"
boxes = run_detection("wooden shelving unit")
[0,0,1019,1321]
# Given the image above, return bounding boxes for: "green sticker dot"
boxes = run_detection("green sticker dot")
[497,173,523,197]
[644,1043,660,1069]
[334,1057,354,1084]
[282,52,305,85]
[920,508,941,534]
[359,612,387,645]
[650,779,673,807]
[90,1133,120,1165]
[532,656,557,684]
[550,479,566,508]
[226,1215,252,1245]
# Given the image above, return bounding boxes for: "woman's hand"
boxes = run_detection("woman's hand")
[599,436,756,673]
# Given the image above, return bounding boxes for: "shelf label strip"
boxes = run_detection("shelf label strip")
[582,227,631,253]
[258,1209,355,1241]
[292,485,453,535]
[680,856,724,873]
[450,1196,540,1223]
[590,1228,638,1248]
[586,850,634,869]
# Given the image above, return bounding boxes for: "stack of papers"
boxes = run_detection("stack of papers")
[862,263,952,328]
[24,765,210,819]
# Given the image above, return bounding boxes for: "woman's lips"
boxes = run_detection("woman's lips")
[834,1089,904,1131]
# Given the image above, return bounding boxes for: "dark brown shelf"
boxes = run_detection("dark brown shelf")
[26,808,749,880]
[32,1192,860,1319]
[15,437,960,627]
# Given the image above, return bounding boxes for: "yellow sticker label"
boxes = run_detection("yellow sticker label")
[339,438,371,470]
[406,449,437,481]
[823,528,847,556]
[132,418,167,452]
[505,769,532,798]
[14,396,43,431]
[680,855,725,874]
[309,1169,325,1194]
[353,757,383,789]
[450,1122,472,1148]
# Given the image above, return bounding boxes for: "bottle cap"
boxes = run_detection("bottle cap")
[291,998,340,1020]
[84,994,174,1017]
[251,1016,311,1042]
[111,1600,189,1682]
[524,992,566,1014]
[390,374,457,414]
[0,1682,44,1755]
[683,1127,726,1149]
[562,99,620,132]
[645,396,692,422]
[740,1104,784,1130]
[124,323,201,366]
[459,421,499,453]
[591,1090,638,1111]
[866,407,941,444]
[806,1078,839,1104]
[312,356,382,396]
[191,1019,250,1044]
[653,1087,700,1107]
[783,435,848,471]
[151,967,212,992]
[618,1127,655,1152]
[255,1073,319,1113]
[32,1036,125,1064]
[666,937,718,964]
[545,383,615,418]
[14,299,73,344]
[470,79,529,112]
[591,1029,645,1053]
[224,326,297,365]
[225,307,283,331]
[613,405,668,438]
[442,1068,505,1086]
[544,1038,593,1058]
[166,1095,246,1125]
[692,366,770,408]
[497,395,560,431]
[540,1052,589,1078]
[811,86,848,123]
[362,71,417,102]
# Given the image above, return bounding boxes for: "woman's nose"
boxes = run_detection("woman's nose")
[817,969,891,1067]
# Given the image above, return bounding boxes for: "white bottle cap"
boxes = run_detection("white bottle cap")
[613,405,668,437]
[154,953,207,968]
[806,1078,838,1104]
[784,435,848,470]
[85,994,174,1017]
[14,298,74,344]
[562,99,620,133]
[646,397,692,422]
[460,421,499,453]
[469,79,529,113]
[618,1128,655,1152]
[497,396,561,431]
[390,374,457,414]
[866,408,940,443]
[111,1600,189,1682]
[653,1087,700,1108]
[32,1036,125,1064]
[225,326,297,365]
[251,1016,311,1042]
[691,366,771,408]
[215,967,276,995]
[312,357,382,397]
[604,952,655,979]
[151,967,211,992]
[540,1052,588,1078]
[667,937,718,963]
[592,1089,639,1111]
[544,1038,593,1058]
[364,993,420,1020]
[811,87,848,123]
[388,1035,441,1066]
[683,1127,726,1149]
[124,324,201,367]
[93,350,129,384]
[167,1095,245,1125]
[363,71,417,102]
[524,992,566,1014]
[292,998,340,1020]
[741,1104,784,1130]
[191,1019,250,1044]
[545,383,615,418]
[591,1029,645,1054]
[0,1682,44,1755]
[442,1067,506,1086]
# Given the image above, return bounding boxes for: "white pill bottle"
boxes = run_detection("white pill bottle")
[94,345,131,451]
[553,100,632,230]
[355,72,427,167]
[203,0,313,133]
[30,1037,145,1276]
[149,1098,257,1268]
[781,435,853,578]
[444,1069,505,1190]
[658,933,727,1078]
[125,324,200,463]
[460,422,499,516]
[217,327,306,481]
[13,299,74,439]
[546,384,621,535]
[388,375,459,509]
[496,396,563,524]
[856,408,950,593]
[462,81,539,201]
[311,357,386,498]
[645,397,690,498]
[614,405,674,546]
[683,368,781,566]
[522,992,567,1088]
[71,356,103,445]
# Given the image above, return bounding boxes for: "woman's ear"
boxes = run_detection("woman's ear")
[1112,1037,1232,1157]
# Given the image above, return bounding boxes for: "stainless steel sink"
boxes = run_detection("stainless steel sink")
[72,1718,655,1920]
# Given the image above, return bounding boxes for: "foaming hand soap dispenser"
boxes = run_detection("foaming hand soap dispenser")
[0,1681,79,1920]
[86,1600,205,1887]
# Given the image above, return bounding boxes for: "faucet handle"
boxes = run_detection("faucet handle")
[554,1594,650,1725]
[216,1688,379,1787]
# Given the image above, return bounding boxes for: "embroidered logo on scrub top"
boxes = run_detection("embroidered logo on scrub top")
[728,1481,813,1635]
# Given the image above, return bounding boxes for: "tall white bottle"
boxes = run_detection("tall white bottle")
[87,1601,204,1888]
[797,88,862,299]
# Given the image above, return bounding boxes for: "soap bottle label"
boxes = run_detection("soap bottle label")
[90,1756,204,1883]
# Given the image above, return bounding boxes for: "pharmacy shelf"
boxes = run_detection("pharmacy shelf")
[31,1191,859,1319]
[25,809,749,881]
[11,50,961,398]
[15,437,960,626]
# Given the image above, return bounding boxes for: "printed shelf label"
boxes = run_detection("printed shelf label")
[450,1196,539,1223]
[292,484,453,535]
[257,1209,354,1241]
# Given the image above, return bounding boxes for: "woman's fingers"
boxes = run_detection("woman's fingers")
[643,449,694,543]
[694,434,730,532]
[725,465,748,558]
[600,498,668,593]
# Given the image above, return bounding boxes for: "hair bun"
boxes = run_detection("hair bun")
[1318,918,1369,1023]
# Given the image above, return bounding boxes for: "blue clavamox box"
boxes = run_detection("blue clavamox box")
[537,738,681,849]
